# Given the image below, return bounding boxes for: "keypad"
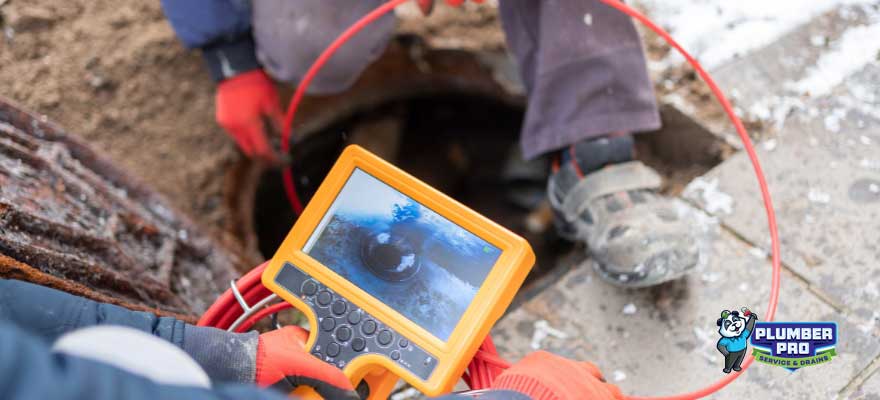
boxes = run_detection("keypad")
[347,311,362,325]
[336,326,352,342]
[326,342,341,357]
[351,337,366,352]
[361,320,377,336]
[301,280,318,296]
[320,317,336,332]
[274,262,438,381]
[331,300,347,315]
[316,290,332,306]
[377,330,393,346]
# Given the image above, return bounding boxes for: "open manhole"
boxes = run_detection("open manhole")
[228,37,730,284]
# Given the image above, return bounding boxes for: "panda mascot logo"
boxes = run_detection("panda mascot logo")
[716,307,758,373]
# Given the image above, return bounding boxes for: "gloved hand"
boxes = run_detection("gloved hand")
[256,326,358,399]
[491,351,624,400]
[416,0,484,15]
[215,69,282,163]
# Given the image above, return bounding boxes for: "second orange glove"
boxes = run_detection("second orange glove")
[215,69,283,163]
[492,351,624,400]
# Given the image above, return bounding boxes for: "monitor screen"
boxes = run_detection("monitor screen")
[303,168,502,341]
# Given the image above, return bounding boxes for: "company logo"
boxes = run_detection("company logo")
[750,322,837,371]
[716,307,758,373]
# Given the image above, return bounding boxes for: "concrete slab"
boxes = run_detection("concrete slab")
[487,15,880,398]
[850,369,880,399]
[492,229,879,399]
[682,64,880,320]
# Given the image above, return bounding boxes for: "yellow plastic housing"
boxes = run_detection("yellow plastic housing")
[263,145,534,397]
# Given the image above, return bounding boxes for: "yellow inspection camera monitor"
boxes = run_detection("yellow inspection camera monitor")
[262,145,534,397]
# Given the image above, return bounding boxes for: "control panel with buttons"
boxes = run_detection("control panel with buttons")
[260,145,535,397]
[274,262,439,380]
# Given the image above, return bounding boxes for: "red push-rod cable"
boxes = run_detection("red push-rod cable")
[599,0,781,398]
[279,0,411,215]
[263,0,783,398]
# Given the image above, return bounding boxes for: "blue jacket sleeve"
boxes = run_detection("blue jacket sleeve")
[159,0,251,49]
[0,279,187,344]
[159,0,261,81]
[0,279,259,383]
[0,321,286,400]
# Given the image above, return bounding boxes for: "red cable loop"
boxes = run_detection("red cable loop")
[279,0,410,215]
[235,302,293,333]
[212,0,783,397]
[597,1,781,399]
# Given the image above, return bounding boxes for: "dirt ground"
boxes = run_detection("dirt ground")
[0,1,509,238]
[0,0,238,232]
[0,1,726,257]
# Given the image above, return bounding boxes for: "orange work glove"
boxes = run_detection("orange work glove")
[215,69,282,163]
[256,326,358,399]
[492,351,624,400]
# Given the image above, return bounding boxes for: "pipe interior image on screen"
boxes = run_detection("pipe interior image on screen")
[303,168,502,341]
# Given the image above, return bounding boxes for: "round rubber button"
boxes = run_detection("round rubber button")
[361,320,377,336]
[347,311,362,325]
[301,280,318,296]
[398,338,409,348]
[326,342,340,357]
[331,300,347,316]
[320,317,336,332]
[351,337,366,352]
[312,351,322,359]
[316,291,332,306]
[391,350,401,360]
[336,326,352,342]
[377,330,393,346]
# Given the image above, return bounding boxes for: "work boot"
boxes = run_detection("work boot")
[548,134,701,287]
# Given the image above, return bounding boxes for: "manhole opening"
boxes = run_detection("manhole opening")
[252,93,727,282]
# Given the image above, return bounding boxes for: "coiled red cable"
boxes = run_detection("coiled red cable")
[209,0,782,398]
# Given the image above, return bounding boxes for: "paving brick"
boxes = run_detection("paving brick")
[682,64,880,319]
[485,4,880,399]
[850,369,880,399]
[492,229,878,398]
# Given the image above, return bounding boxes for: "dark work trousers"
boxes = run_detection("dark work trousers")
[252,0,660,160]
[725,349,747,371]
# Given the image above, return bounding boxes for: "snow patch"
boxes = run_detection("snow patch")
[823,108,848,132]
[860,159,880,170]
[638,0,875,69]
[808,188,832,204]
[748,247,767,259]
[746,96,806,131]
[788,19,880,98]
[683,177,735,215]
[530,320,569,350]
